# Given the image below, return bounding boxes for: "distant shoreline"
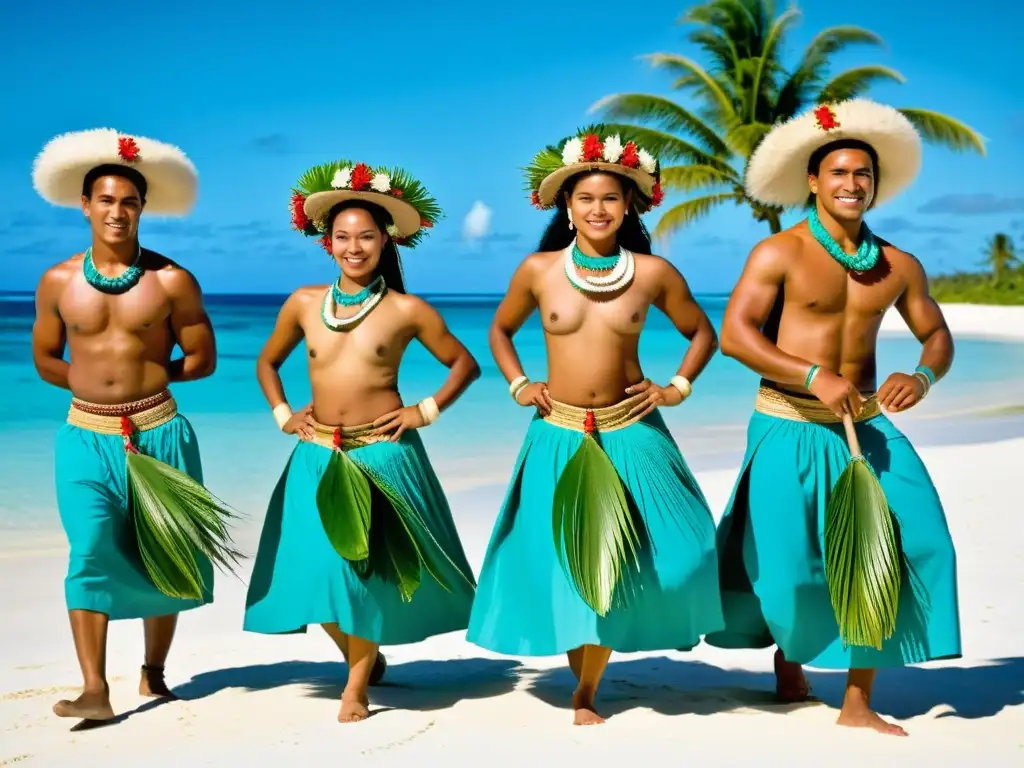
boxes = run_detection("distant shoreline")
[880,303,1024,342]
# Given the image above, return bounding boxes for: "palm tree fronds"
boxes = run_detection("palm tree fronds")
[749,6,801,121]
[898,108,987,155]
[660,163,741,194]
[591,123,736,173]
[641,53,738,122]
[588,94,731,157]
[651,192,744,242]
[817,66,906,103]
[725,120,773,158]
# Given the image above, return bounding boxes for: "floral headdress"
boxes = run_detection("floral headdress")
[289,160,442,253]
[524,125,664,213]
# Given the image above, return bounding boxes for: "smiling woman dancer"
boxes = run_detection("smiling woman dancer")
[243,160,479,723]
[466,128,725,725]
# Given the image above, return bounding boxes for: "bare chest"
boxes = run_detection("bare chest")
[537,273,650,336]
[58,273,171,336]
[301,296,412,369]
[786,252,904,320]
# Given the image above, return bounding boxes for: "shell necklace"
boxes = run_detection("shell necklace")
[320,276,387,332]
[563,238,634,294]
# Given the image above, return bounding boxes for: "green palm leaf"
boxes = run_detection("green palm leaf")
[641,53,738,125]
[823,414,901,649]
[660,164,741,194]
[552,434,641,616]
[316,450,372,562]
[898,108,987,155]
[316,454,475,602]
[126,453,244,601]
[652,192,744,241]
[817,66,905,103]
[588,94,731,157]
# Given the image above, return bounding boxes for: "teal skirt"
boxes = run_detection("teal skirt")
[54,414,214,620]
[466,409,724,656]
[705,410,962,669]
[243,430,476,645]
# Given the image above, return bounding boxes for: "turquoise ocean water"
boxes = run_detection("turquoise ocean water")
[2,291,1023,537]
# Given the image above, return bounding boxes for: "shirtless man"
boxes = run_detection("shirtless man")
[467,129,726,725]
[243,159,479,724]
[706,100,961,736]
[30,129,234,722]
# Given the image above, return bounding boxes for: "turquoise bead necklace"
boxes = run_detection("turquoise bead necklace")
[571,242,618,272]
[807,207,880,273]
[83,245,143,294]
[332,275,385,306]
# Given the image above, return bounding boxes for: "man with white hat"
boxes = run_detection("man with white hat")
[31,128,241,722]
[705,99,961,736]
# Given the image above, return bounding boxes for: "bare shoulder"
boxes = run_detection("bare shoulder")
[150,252,204,297]
[742,227,804,278]
[38,254,81,289]
[389,291,444,323]
[878,238,926,279]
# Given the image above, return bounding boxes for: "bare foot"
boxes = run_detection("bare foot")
[338,692,370,723]
[774,649,811,703]
[369,652,387,686]
[139,665,178,699]
[572,689,605,725]
[53,688,115,721]
[837,705,908,736]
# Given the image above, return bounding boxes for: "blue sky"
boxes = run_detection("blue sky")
[1,0,1021,295]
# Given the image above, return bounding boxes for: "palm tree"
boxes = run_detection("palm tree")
[589,0,986,238]
[981,233,1019,284]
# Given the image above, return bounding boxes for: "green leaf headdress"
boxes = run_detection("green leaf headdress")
[523,124,665,213]
[288,160,443,253]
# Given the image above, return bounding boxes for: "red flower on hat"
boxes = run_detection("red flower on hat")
[814,105,840,131]
[621,142,640,169]
[420,218,433,228]
[530,190,542,209]
[389,187,403,197]
[118,136,141,162]
[320,231,332,254]
[350,163,373,191]
[651,182,664,207]
[582,134,604,162]
[290,193,310,231]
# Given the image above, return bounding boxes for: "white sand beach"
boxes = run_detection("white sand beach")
[881,302,1024,341]
[2,302,1023,766]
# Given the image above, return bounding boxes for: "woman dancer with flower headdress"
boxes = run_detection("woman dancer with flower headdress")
[244,160,479,723]
[466,128,725,725]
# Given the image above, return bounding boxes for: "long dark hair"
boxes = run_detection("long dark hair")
[325,200,406,293]
[537,170,654,254]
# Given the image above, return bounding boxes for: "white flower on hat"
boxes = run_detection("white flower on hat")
[603,135,623,163]
[386,223,399,236]
[370,173,391,193]
[637,149,656,174]
[331,167,352,189]
[562,137,583,166]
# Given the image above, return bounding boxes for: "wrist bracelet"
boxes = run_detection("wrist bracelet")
[272,403,293,430]
[417,396,440,425]
[805,364,821,389]
[669,375,692,400]
[915,365,936,386]
[912,371,931,398]
[509,375,530,403]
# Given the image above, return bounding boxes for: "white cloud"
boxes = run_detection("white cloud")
[462,201,492,241]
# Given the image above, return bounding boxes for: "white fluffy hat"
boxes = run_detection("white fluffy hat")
[744,99,922,208]
[32,128,198,216]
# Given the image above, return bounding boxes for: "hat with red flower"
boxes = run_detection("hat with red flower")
[744,98,922,208]
[32,128,198,215]
[289,159,442,252]
[524,125,664,213]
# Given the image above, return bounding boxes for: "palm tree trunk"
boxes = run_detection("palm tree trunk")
[768,212,782,234]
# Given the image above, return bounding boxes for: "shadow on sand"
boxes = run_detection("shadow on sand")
[527,655,1024,721]
[166,656,523,717]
